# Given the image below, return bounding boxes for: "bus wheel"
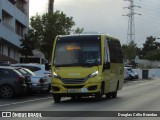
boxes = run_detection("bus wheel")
[112,91,117,98]
[71,96,81,101]
[71,96,77,101]
[112,81,119,98]
[106,93,112,99]
[95,92,102,101]
[95,83,104,101]
[53,94,61,103]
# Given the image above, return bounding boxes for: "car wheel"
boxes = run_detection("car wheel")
[53,94,61,103]
[0,85,14,99]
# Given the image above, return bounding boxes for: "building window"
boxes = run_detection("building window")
[8,47,10,57]
[14,50,16,59]
[2,10,14,32]
[15,20,24,37]
[16,0,27,14]
[0,43,4,54]
[0,43,1,53]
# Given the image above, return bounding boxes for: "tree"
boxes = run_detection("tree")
[30,11,83,60]
[74,27,84,34]
[122,41,138,61]
[19,34,34,63]
[28,28,40,50]
[142,36,160,60]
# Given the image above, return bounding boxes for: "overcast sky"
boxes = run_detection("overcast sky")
[29,0,160,46]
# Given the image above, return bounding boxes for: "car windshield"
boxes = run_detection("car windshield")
[53,35,101,67]
[16,68,28,75]
[13,69,23,76]
[127,68,134,72]
[22,68,35,76]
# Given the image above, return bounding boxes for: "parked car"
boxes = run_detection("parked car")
[12,63,51,91]
[13,68,32,93]
[20,68,49,93]
[124,67,139,80]
[0,67,31,98]
[0,61,11,66]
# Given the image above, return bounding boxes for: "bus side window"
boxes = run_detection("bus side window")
[104,39,110,69]
[105,49,110,63]
[108,39,123,63]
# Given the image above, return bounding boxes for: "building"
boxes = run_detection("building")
[20,49,48,64]
[0,0,29,63]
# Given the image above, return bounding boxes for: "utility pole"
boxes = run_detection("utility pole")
[123,0,141,44]
[48,0,54,13]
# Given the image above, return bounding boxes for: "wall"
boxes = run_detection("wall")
[133,68,160,79]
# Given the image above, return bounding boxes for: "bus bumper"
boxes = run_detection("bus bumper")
[51,83,102,97]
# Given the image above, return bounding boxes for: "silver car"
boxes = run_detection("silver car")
[16,67,49,93]
[124,67,139,80]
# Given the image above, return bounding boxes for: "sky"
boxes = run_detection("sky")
[29,0,160,46]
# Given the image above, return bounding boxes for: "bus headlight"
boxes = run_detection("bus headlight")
[53,72,60,78]
[88,71,98,78]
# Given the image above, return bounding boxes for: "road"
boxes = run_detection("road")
[1,78,160,120]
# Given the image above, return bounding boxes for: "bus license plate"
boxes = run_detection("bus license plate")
[68,89,79,93]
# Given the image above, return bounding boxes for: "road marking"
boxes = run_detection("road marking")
[0,97,52,107]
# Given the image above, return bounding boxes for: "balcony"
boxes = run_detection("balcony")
[0,25,21,47]
[1,21,14,32]
[2,10,14,32]
[16,0,28,15]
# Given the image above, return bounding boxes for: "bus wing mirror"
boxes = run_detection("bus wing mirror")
[105,62,110,69]
[45,63,51,71]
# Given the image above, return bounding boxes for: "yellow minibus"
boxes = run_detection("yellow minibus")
[50,34,124,103]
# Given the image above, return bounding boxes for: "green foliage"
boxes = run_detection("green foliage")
[142,36,160,60]
[74,27,84,34]
[19,34,33,62]
[122,36,160,61]
[122,41,138,60]
[28,28,40,50]
[29,11,83,60]
[145,50,160,60]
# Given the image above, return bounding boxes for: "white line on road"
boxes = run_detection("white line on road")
[0,97,52,107]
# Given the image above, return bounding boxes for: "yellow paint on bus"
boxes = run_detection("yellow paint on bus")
[50,34,124,103]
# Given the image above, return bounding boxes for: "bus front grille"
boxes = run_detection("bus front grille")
[63,85,84,89]
[61,78,87,84]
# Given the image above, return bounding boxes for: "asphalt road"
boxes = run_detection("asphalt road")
[1,78,160,120]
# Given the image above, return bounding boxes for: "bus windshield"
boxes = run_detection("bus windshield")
[53,36,101,67]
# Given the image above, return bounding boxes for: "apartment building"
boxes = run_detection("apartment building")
[0,0,29,63]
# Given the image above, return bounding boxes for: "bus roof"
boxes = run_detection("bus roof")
[57,34,119,41]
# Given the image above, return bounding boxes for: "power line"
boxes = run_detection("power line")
[123,0,141,44]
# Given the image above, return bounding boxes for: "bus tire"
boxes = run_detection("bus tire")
[95,92,102,101]
[106,93,112,99]
[71,96,81,101]
[95,83,104,101]
[112,81,119,98]
[53,94,61,103]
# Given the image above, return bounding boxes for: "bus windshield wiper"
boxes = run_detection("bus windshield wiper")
[81,62,99,67]
[54,64,72,67]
